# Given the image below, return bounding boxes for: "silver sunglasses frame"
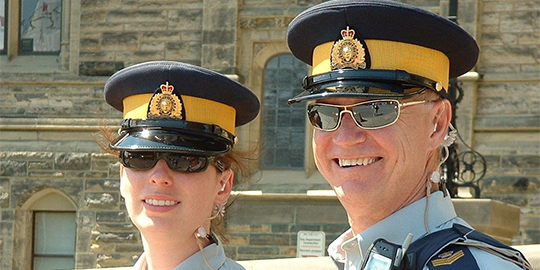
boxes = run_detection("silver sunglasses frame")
[308,99,427,131]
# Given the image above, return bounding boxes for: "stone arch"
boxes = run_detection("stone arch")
[20,187,77,211]
[251,43,291,99]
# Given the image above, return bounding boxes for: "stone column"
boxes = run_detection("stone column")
[201,0,238,74]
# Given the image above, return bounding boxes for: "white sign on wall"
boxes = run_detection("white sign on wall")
[297,230,326,258]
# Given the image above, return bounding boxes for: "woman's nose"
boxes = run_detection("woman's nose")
[149,159,173,186]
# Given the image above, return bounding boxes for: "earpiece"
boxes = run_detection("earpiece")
[442,123,458,147]
[194,226,218,270]
[220,183,226,192]
[195,226,208,239]
[430,171,440,184]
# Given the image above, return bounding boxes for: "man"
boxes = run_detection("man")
[286,0,532,269]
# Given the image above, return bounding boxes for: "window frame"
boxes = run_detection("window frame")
[31,210,76,270]
[0,0,74,73]
[13,189,78,270]
[0,0,7,54]
[18,0,63,55]
[260,53,308,170]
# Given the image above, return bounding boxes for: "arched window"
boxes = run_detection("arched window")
[260,54,307,169]
[15,189,77,270]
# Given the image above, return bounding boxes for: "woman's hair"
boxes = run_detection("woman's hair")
[210,148,255,242]
[95,126,254,243]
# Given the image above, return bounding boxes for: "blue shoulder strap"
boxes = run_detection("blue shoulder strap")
[330,224,530,270]
[405,224,530,270]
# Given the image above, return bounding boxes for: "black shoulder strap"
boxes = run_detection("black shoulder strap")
[405,224,530,270]
[405,225,466,269]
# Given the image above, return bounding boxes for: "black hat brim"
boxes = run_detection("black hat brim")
[110,129,231,156]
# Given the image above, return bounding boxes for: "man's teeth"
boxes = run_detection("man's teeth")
[338,158,378,167]
[144,199,179,206]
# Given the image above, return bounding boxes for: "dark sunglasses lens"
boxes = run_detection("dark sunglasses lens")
[308,104,341,130]
[121,151,214,173]
[351,100,399,128]
[167,154,209,172]
[122,151,157,170]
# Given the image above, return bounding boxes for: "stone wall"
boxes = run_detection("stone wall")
[78,0,205,75]
[473,0,540,245]
[226,194,349,260]
[0,0,538,269]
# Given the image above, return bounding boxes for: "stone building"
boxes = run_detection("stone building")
[0,0,538,269]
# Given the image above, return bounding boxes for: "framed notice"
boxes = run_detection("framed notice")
[297,230,326,258]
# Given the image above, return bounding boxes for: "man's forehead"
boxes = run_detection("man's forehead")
[314,97,373,105]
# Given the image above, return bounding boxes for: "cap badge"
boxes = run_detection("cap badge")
[331,26,367,70]
[148,82,184,119]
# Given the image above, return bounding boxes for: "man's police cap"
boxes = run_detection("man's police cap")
[286,0,479,104]
[104,61,260,156]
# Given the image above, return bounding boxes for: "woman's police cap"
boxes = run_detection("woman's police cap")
[104,61,260,156]
[286,0,479,104]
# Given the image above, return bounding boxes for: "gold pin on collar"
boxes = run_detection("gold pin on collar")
[331,26,367,70]
[148,82,183,119]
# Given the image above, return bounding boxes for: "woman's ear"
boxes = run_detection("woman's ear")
[214,169,234,204]
[119,164,126,198]
[429,99,452,150]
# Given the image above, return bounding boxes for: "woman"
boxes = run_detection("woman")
[101,61,260,270]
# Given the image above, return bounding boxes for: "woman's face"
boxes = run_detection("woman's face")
[119,158,233,236]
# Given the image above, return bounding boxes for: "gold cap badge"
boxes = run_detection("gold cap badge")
[331,26,367,70]
[148,82,184,119]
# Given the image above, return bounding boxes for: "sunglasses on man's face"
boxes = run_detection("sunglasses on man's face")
[120,151,225,173]
[307,99,427,131]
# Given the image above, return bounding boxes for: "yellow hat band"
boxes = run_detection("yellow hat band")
[312,39,450,91]
[123,94,237,134]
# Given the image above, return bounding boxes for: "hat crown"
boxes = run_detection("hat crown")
[160,82,174,94]
[104,61,260,155]
[286,0,479,103]
[341,27,355,39]
[287,0,479,78]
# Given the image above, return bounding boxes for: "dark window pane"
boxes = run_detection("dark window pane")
[261,54,307,169]
[20,0,62,54]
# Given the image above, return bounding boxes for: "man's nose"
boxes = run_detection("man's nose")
[332,112,368,146]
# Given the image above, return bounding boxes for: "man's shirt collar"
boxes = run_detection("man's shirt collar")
[328,191,457,269]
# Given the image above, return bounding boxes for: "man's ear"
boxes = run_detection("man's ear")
[214,169,234,204]
[429,99,452,150]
